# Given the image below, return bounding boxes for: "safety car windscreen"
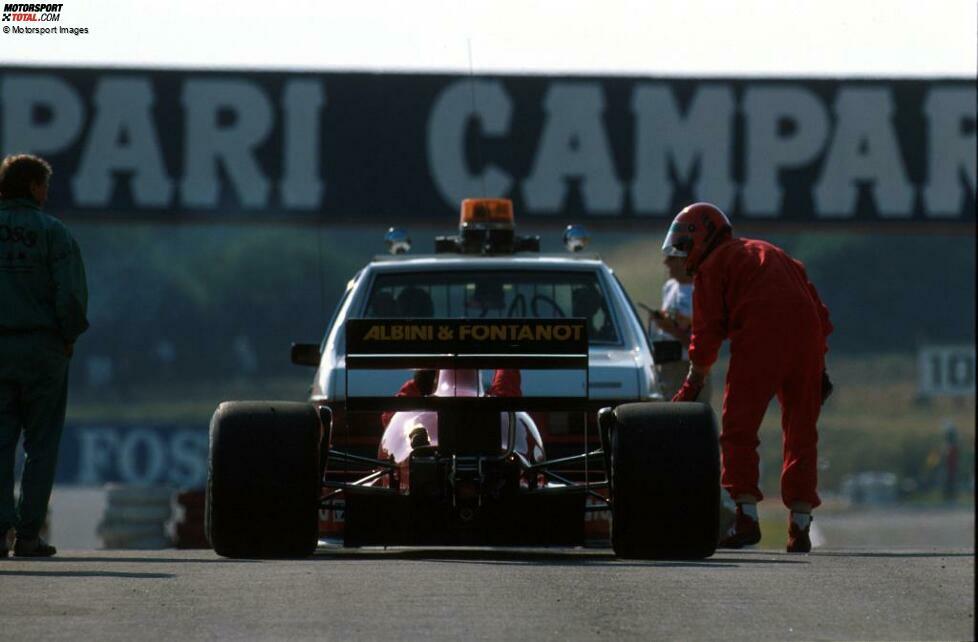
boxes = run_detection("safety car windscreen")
[364,271,619,344]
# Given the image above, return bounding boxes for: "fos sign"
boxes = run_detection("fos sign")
[14,423,209,486]
[0,68,974,226]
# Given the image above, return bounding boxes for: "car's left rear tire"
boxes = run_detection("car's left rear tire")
[206,401,321,559]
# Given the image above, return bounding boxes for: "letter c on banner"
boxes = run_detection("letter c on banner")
[427,79,514,206]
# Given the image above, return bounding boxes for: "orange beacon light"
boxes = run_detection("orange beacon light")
[460,198,515,229]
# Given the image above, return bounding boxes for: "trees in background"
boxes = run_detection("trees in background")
[68,226,974,391]
[73,225,360,390]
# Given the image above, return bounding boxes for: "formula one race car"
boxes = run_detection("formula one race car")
[205,200,720,559]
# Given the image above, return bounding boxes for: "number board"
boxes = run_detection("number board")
[918,345,976,397]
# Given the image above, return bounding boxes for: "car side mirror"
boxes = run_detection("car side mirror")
[291,343,321,367]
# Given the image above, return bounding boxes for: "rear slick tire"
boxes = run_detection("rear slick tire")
[206,401,321,559]
[609,401,720,560]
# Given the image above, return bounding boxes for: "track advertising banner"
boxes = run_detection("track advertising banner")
[0,67,974,228]
[13,423,209,487]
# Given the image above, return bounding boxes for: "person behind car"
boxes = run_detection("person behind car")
[381,369,521,427]
[649,251,712,403]
[0,154,89,558]
[941,420,959,502]
[664,202,832,554]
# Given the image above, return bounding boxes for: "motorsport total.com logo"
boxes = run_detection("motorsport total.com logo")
[2,3,62,21]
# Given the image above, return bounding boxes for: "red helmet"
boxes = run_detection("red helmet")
[661,202,732,273]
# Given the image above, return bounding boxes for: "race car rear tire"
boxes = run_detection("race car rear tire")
[206,401,321,558]
[609,401,719,559]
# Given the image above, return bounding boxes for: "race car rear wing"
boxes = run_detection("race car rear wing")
[344,318,589,412]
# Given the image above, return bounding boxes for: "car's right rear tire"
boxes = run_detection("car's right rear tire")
[609,401,720,559]
[206,401,321,558]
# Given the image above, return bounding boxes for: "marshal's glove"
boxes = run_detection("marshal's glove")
[821,370,833,405]
[672,377,704,402]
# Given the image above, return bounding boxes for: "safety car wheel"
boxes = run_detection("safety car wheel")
[206,401,321,558]
[609,401,719,559]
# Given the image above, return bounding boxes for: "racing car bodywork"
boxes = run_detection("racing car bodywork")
[375,369,547,489]
[207,316,720,559]
[206,199,721,559]
[339,318,592,547]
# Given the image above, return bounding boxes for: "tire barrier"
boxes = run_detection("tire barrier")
[172,489,208,549]
[97,483,173,549]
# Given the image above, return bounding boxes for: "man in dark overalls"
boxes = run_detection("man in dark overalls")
[0,154,88,558]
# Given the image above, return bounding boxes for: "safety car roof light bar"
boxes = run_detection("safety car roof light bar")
[435,198,540,255]
[459,198,514,229]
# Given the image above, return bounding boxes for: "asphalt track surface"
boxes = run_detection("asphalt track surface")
[0,545,972,641]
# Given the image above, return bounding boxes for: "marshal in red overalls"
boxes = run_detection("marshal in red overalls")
[664,203,833,553]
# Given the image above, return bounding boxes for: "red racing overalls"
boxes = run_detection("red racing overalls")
[689,238,832,509]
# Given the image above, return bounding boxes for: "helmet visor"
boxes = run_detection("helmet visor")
[661,231,690,257]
